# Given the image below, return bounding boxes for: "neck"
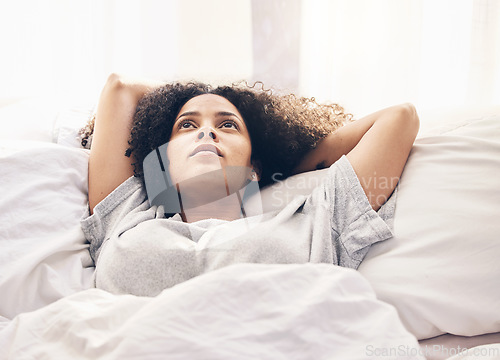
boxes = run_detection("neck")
[180,192,245,223]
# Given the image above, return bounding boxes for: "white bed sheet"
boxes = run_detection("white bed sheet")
[0,141,94,320]
[420,333,500,360]
[0,263,425,360]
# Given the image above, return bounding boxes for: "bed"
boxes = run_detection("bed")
[0,98,499,360]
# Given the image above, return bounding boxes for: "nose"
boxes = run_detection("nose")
[196,128,217,141]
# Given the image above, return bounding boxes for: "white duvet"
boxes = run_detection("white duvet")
[0,263,424,360]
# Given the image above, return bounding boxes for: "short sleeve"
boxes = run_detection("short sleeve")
[80,176,156,263]
[324,155,397,268]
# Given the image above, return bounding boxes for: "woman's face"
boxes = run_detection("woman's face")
[167,94,254,190]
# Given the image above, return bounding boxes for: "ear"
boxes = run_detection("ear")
[251,159,262,181]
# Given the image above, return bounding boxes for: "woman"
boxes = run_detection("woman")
[81,73,419,296]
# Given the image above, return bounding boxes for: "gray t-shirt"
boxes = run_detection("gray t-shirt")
[81,155,397,296]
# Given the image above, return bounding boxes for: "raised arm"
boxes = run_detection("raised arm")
[294,104,419,211]
[88,73,164,214]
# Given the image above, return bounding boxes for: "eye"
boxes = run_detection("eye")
[178,120,196,129]
[220,120,239,130]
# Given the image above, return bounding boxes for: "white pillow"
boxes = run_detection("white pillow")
[0,99,59,142]
[0,97,93,146]
[0,140,94,319]
[52,105,94,148]
[358,114,500,339]
[258,113,500,340]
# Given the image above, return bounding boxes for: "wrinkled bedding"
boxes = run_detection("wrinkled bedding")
[0,263,425,360]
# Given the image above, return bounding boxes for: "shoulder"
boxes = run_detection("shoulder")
[320,155,396,234]
[82,175,149,239]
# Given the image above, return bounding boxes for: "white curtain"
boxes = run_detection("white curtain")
[300,0,500,115]
[1,0,499,117]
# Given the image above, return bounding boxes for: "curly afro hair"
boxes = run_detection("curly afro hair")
[81,82,351,188]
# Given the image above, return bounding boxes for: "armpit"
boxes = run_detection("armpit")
[315,161,327,170]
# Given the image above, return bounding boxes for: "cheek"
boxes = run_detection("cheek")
[166,135,186,160]
[165,146,175,168]
[165,141,182,176]
[232,140,253,165]
[166,143,174,159]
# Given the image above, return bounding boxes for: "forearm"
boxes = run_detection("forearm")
[95,73,164,126]
[293,104,418,174]
[293,108,382,174]
[105,73,165,102]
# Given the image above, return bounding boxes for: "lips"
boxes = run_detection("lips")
[190,144,222,157]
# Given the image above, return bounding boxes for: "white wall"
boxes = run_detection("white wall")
[0,0,499,119]
[0,0,252,102]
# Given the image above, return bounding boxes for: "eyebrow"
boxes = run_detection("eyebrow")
[176,111,242,120]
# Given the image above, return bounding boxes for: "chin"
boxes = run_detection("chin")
[173,165,249,203]
[174,168,228,204]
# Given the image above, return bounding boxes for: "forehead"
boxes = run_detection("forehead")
[179,94,241,116]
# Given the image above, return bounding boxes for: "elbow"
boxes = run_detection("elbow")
[102,73,140,104]
[398,103,420,136]
[404,103,419,123]
[105,73,127,92]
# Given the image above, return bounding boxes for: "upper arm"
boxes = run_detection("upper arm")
[346,104,419,211]
[88,74,160,214]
